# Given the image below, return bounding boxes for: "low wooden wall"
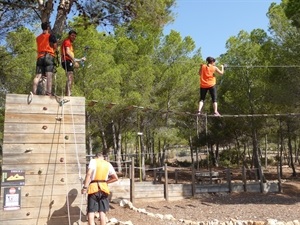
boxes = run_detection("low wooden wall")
[109,179,279,202]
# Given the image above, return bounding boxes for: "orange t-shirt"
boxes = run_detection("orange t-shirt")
[199,64,216,88]
[36,33,55,58]
[61,38,74,62]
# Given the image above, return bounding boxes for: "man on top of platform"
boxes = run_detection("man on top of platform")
[198,56,224,116]
[81,152,118,225]
[61,30,86,96]
[32,22,57,96]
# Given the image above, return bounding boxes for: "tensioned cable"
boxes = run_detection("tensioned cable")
[224,65,300,68]
[197,113,300,118]
[36,100,62,225]
[61,98,72,225]
[101,100,300,116]
[69,97,85,225]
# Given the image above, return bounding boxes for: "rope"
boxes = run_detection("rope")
[61,97,72,225]
[69,98,84,224]
[36,99,63,225]
[197,113,300,118]
[225,65,300,68]
[101,102,300,119]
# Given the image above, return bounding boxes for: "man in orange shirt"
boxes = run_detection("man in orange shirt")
[61,30,85,96]
[32,22,57,96]
[81,152,118,225]
[198,56,224,116]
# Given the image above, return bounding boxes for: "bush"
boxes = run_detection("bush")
[178,151,188,157]
[219,149,240,166]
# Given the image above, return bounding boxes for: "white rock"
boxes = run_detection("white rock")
[155,213,164,219]
[120,221,134,225]
[137,208,147,214]
[146,212,156,217]
[265,219,278,225]
[119,199,133,209]
[293,220,300,225]
[107,217,119,223]
[163,214,176,220]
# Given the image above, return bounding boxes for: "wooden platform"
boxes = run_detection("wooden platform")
[0,94,87,225]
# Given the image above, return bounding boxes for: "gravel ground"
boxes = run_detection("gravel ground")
[106,180,300,225]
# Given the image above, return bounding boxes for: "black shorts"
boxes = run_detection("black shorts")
[36,53,55,74]
[199,86,217,103]
[87,191,109,213]
[61,60,74,72]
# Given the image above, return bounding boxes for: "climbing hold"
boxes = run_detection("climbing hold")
[60,178,64,182]
[38,168,42,175]
[55,117,62,121]
[25,193,29,197]
[42,125,48,130]
[43,107,47,110]
[26,212,30,216]
[60,157,64,162]
[24,149,33,153]
[65,135,69,140]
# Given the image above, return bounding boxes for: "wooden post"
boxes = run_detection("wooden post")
[164,163,169,201]
[130,157,135,204]
[226,168,232,193]
[175,169,178,184]
[153,169,157,184]
[242,166,247,192]
[191,167,195,197]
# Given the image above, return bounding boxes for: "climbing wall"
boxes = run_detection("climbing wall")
[0,94,87,225]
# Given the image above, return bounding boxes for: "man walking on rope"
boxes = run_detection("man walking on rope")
[32,22,57,96]
[198,56,224,116]
[82,152,118,225]
[61,30,86,96]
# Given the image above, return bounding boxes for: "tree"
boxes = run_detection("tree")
[283,0,300,28]
[0,0,175,38]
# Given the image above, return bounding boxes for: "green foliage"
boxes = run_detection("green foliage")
[1,27,36,94]
[1,1,300,171]
[283,0,300,28]
[219,149,240,167]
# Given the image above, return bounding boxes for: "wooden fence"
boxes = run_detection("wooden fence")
[109,160,281,203]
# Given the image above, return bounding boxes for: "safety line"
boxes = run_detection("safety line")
[225,65,300,68]
[197,113,300,118]
[36,98,63,225]
[61,98,72,225]
[70,97,84,225]
[100,102,300,119]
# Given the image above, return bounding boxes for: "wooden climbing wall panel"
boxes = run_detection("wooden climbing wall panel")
[0,94,88,225]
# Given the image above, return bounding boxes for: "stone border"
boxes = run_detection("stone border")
[106,199,300,225]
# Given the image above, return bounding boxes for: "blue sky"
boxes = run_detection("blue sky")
[164,0,282,58]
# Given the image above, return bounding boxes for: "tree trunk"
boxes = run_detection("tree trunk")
[279,119,283,178]
[99,120,108,155]
[111,120,117,161]
[234,134,240,167]
[53,0,75,36]
[117,132,122,173]
[141,135,146,180]
[251,121,265,182]
[287,121,297,177]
